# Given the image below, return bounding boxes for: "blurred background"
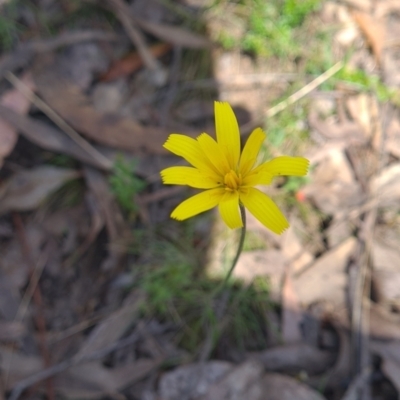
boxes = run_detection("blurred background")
[1,0,400,399]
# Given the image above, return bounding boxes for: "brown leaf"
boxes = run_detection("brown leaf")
[0,346,43,389]
[0,166,79,215]
[233,249,286,301]
[352,11,385,66]
[100,43,172,82]
[32,62,190,154]
[0,104,112,171]
[249,343,335,375]
[369,302,400,340]
[0,73,34,166]
[303,148,365,215]
[294,238,358,308]
[260,373,327,400]
[281,219,313,274]
[76,291,144,359]
[370,163,400,207]
[372,241,400,307]
[133,18,212,49]
[385,117,400,158]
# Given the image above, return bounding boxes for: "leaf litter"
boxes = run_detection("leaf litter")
[1,1,400,399]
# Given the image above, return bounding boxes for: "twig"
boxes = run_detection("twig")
[266,61,343,118]
[106,0,166,85]
[8,332,140,400]
[4,71,113,170]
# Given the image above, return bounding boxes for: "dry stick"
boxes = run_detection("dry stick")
[12,213,55,400]
[4,71,113,170]
[266,61,344,118]
[350,103,390,397]
[8,332,141,400]
[107,0,165,80]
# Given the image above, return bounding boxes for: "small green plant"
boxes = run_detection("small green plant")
[282,176,309,194]
[109,156,145,216]
[134,230,271,352]
[214,0,323,58]
[0,0,22,50]
[335,67,400,104]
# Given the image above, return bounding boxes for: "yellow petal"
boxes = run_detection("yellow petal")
[163,134,220,180]
[240,188,289,234]
[242,170,273,187]
[161,166,219,189]
[239,127,266,176]
[171,188,225,221]
[197,133,230,175]
[214,102,240,169]
[218,191,242,229]
[255,156,309,177]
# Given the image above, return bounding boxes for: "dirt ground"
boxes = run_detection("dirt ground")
[1,0,400,399]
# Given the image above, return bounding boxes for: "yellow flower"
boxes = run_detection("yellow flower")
[160,101,309,234]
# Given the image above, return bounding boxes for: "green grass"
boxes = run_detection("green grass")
[213,0,323,59]
[0,0,24,50]
[109,156,145,218]
[334,67,400,104]
[132,227,272,353]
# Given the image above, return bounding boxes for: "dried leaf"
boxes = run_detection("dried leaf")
[76,291,144,359]
[0,166,79,215]
[281,219,313,273]
[308,110,368,159]
[100,43,172,82]
[372,242,400,306]
[233,249,286,301]
[385,117,400,158]
[0,73,34,166]
[260,373,327,400]
[370,163,400,206]
[0,104,112,171]
[352,11,385,65]
[133,18,212,49]
[369,302,400,340]
[0,346,43,389]
[249,343,335,375]
[33,63,191,154]
[304,149,364,215]
[346,94,377,141]
[294,238,357,308]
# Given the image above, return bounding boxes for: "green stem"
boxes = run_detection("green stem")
[221,204,247,289]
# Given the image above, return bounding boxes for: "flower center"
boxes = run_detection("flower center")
[224,170,242,191]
